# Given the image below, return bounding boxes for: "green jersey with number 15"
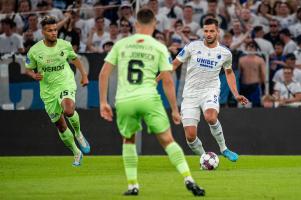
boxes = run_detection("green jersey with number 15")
[25,39,77,103]
[105,33,172,102]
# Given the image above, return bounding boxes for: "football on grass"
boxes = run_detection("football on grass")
[200,152,219,170]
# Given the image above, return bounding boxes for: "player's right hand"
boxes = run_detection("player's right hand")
[100,103,113,122]
[171,110,181,125]
[33,72,43,81]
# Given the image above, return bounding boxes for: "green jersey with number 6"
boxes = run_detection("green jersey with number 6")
[105,33,172,102]
[25,39,77,103]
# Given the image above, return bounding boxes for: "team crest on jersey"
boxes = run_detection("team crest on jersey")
[197,51,202,54]
[217,54,222,59]
[61,51,64,56]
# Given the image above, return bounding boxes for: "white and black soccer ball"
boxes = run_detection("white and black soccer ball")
[200,152,219,170]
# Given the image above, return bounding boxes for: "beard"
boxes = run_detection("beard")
[206,36,217,44]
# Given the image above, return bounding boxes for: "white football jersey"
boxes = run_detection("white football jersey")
[176,40,232,98]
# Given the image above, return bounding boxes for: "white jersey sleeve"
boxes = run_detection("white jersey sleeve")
[222,48,232,70]
[176,43,191,63]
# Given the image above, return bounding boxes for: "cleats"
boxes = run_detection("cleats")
[72,151,83,167]
[222,149,238,162]
[185,180,205,196]
[76,133,90,154]
[123,188,139,196]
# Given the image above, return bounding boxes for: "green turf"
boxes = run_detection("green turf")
[0,156,301,200]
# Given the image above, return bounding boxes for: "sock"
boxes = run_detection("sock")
[209,120,227,152]
[123,144,138,186]
[59,128,80,155]
[187,137,205,156]
[165,142,192,178]
[67,110,81,137]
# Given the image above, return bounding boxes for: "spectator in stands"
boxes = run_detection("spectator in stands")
[230,22,253,51]
[200,0,227,30]
[220,32,243,107]
[256,1,271,33]
[264,19,281,46]
[153,30,167,45]
[269,41,286,93]
[294,35,301,69]
[119,17,132,38]
[186,0,208,24]
[148,0,171,34]
[23,30,36,54]
[182,5,200,34]
[0,18,24,54]
[118,1,135,25]
[107,22,120,43]
[84,2,111,42]
[87,16,109,53]
[102,41,114,53]
[0,0,23,33]
[288,7,301,38]
[273,53,301,84]
[44,0,64,21]
[239,41,266,107]
[279,28,297,55]
[273,66,301,107]
[16,0,32,33]
[239,8,260,31]
[25,14,43,42]
[169,19,189,47]
[159,0,183,23]
[218,0,237,24]
[253,26,274,57]
[58,12,80,51]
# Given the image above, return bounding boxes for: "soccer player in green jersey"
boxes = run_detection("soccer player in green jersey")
[99,8,205,196]
[25,16,90,167]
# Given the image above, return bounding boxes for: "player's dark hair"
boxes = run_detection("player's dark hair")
[285,53,296,60]
[40,15,57,28]
[203,18,219,27]
[137,8,155,25]
[274,41,284,47]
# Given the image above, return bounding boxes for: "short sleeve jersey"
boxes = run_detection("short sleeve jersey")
[25,39,77,103]
[105,33,172,102]
[176,40,232,98]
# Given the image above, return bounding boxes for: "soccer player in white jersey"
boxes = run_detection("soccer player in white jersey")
[171,18,248,161]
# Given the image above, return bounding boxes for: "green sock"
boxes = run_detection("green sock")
[122,144,138,185]
[59,128,80,155]
[67,111,81,137]
[165,142,192,178]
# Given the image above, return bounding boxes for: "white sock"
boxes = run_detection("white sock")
[209,120,227,152]
[128,184,139,190]
[184,176,194,183]
[187,137,205,156]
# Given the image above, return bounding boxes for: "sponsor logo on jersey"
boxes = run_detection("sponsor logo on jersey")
[196,58,218,68]
[25,56,30,64]
[61,51,64,56]
[178,49,185,57]
[42,64,64,72]
[217,54,221,59]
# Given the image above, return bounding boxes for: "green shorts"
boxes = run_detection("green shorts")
[115,96,170,139]
[44,89,76,123]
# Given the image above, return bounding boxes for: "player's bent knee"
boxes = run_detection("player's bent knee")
[63,109,74,117]
[184,126,197,142]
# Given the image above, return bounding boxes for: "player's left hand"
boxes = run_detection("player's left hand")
[81,75,89,87]
[236,95,249,105]
[100,103,113,122]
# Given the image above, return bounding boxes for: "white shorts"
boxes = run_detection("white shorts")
[181,89,220,126]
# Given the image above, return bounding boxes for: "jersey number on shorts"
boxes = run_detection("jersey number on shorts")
[127,59,144,84]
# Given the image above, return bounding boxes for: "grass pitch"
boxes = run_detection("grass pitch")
[1,156,301,200]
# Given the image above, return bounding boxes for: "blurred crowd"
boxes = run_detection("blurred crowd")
[0,0,301,107]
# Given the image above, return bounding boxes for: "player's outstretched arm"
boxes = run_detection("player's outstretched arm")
[161,71,181,125]
[71,58,89,86]
[25,69,43,81]
[99,62,114,122]
[225,68,249,105]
